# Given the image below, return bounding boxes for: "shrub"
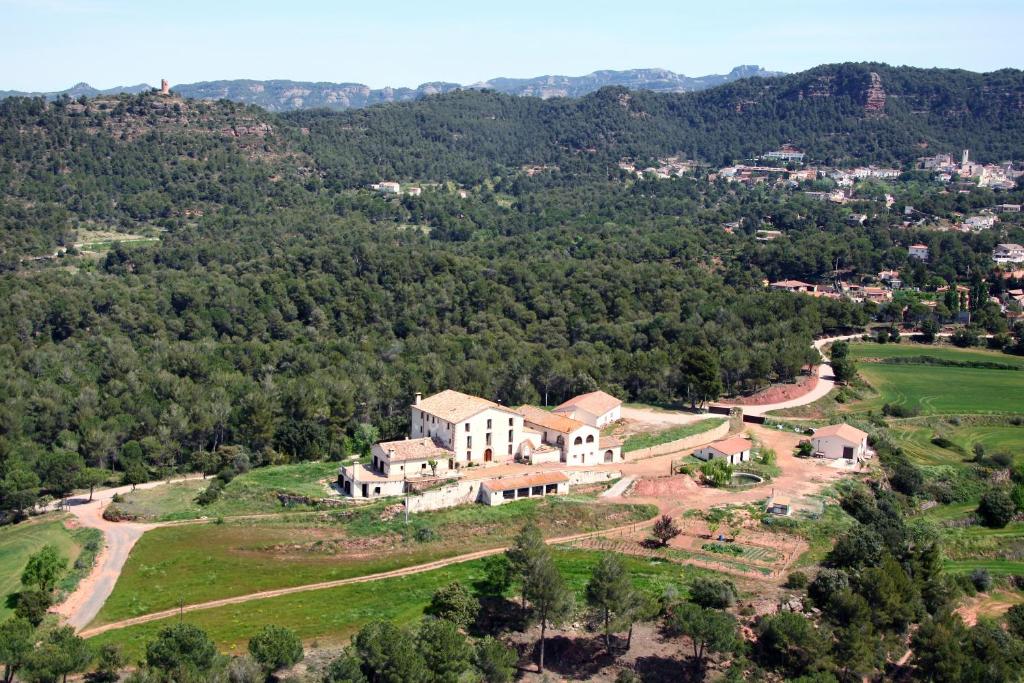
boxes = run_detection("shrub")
[102,505,135,522]
[883,403,920,418]
[688,576,738,608]
[1006,604,1024,639]
[414,526,437,542]
[970,568,993,592]
[977,489,1016,528]
[890,462,925,496]
[784,571,809,590]
[248,625,304,672]
[196,479,224,506]
[700,458,733,487]
[110,493,125,503]
[990,452,1014,468]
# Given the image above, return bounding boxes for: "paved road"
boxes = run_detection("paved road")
[50,476,202,630]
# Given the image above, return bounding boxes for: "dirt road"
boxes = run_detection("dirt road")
[50,476,202,630]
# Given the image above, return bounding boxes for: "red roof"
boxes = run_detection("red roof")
[703,436,753,456]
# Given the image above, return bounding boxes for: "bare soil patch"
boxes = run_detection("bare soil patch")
[721,371,819,407]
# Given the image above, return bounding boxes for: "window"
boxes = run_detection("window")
[574,436,583,445]
[585,434,594,443]
[486,418,492,429]
[466,451,472,461]
[502,490,515,500]
[467,436,472,448]
[465,423,470,432]
[508,418,513,426]
[508,430,513,442]
[485,432,492,446]
[507,445,512,455]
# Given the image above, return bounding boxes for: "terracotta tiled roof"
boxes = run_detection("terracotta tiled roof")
[415,390,516,423]
[377,437,452,462]
[554,390,622,417]
[483,472,568,492]
[704,436,753,456]
[814,424,868,443]
[770,280,814,289]
[600,436,623,449]
[518,405,585,434]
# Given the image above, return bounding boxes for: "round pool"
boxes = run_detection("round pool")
[729,472,764,487]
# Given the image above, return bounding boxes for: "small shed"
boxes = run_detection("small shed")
[480,472,569,506]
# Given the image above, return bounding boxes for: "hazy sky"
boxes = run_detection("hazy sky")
[1,0,1021,91]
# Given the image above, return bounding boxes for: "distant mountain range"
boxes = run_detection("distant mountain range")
[0,66,783,111]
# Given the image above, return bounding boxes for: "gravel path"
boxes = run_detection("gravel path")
[50,476,202,630]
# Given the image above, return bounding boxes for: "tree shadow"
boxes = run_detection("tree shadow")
[633,654,699,682]
[521,634,621,679]
[471,595,527,637]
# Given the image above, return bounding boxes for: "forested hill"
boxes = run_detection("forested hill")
[290,62,1024,185]
[0,62,1022,489]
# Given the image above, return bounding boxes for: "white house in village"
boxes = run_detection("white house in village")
[908,244,930,261]
[693,436,753,465]
[811,424,870,461]
[993,243,1024,264]
[552,390,622,427]
[339,389,623,500]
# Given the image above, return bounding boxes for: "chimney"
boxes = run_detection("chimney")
[160,79,170,96]
[414,392,422,406]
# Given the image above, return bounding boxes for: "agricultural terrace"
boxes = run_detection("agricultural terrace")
[845,342,1024,415]
[86,549,716,660]
[91,495,656,626]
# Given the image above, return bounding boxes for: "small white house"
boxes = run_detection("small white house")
[693,436,753,465]
[480,472,569,506]
[552,390,623,428]
[908,244,930,261]
[811,424,870,460]
[519,405,621,465]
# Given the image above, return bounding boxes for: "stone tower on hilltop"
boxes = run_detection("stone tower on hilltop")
[160,79,170,95]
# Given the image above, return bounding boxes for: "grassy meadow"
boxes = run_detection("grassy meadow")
[116,461,341,521]
[0,515,83,619]
[87,548,708,659]
[623,418,726,453]
[844,342,1024,416]
[92,496,656,625]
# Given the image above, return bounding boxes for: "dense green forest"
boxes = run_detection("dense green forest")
[1,62,1023,510]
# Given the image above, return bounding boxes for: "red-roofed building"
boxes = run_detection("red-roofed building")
[694,436,753,465]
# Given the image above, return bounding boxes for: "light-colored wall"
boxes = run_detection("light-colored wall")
[343,474,405,499]
[811,435,867,460]
[629,420,731,461]
[562,425,602,465]
[406,481,483,513]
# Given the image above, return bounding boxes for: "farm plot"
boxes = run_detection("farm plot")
[0,516,83,619]
[86,549,702,659]
[92,497,656,626]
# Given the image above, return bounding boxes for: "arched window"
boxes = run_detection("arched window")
[574,436,583,445]
[585,434,595,443]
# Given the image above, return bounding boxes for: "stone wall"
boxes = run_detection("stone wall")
[566,469,621,486]
[625,420,731,460]
[406,480,484,513]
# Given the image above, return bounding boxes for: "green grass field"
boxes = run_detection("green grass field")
[846,342,1024,367]
[846,343,1024,416]
[0,515,83,619]
[87,548,705,659]
[92,497,656,626]
[117,461,341,521]
[889,422,1024,467]
[623,418,726,453]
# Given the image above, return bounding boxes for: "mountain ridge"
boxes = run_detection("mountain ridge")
[0,65,783,111]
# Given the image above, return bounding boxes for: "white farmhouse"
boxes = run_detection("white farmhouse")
[811,424,870,461]
[693,436,752,465]
[410,390,525,465]
[518,405,623,465]
[552,390,622,428]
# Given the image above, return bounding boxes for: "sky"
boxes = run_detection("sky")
[1,0,1022,91]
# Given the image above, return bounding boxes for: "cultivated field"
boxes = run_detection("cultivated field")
[91,497,656,625]
[847,342,1024,415]
[86,549,710,659]
[889,421,1024,467]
